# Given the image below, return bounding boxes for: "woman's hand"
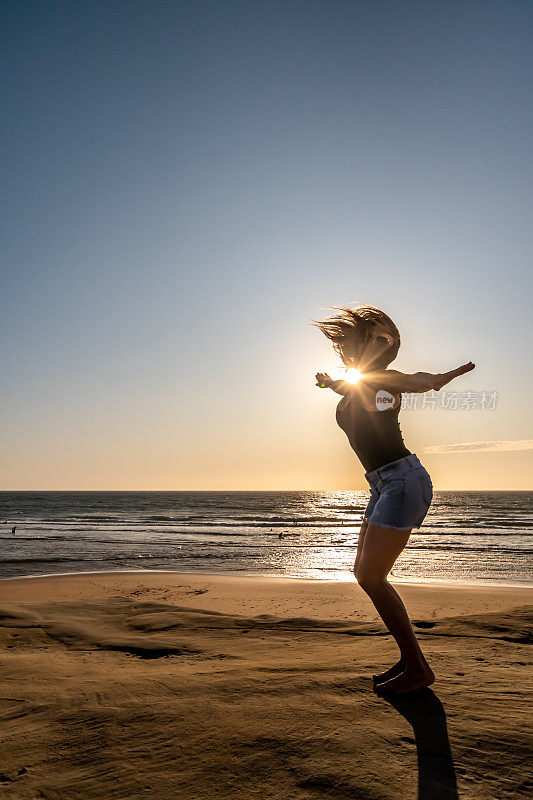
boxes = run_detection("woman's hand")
[315,372,332,388]
[456,360,476,376]
[433,361,476,391]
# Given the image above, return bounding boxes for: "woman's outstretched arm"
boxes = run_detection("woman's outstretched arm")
[432,362,476,390]
[360,362,476,393]
[315,373,350,394]
[315,363,476,394]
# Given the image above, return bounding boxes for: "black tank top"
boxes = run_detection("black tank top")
[336,391,412,472]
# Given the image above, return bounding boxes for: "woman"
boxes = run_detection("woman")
[312,304,475,695]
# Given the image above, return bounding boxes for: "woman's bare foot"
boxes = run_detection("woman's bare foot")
[372,657,405,689]
[375,662,435,695]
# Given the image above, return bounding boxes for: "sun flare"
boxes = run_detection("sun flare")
[344,368,362,384]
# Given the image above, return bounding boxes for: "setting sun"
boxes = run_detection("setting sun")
[344,368,362,384]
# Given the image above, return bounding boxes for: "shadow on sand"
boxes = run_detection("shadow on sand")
[383,687,458,800]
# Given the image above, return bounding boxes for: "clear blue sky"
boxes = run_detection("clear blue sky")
[1,0,532,489]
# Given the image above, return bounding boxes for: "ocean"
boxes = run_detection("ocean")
[0,490,532,587]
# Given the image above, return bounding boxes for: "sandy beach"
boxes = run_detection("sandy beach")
[0,570,531,799]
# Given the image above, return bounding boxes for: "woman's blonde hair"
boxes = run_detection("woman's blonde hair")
[310,303,401,369]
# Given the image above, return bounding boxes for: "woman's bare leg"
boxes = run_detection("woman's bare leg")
[352,519,369,578]
[355,523,435,693]
[353,521,404,683]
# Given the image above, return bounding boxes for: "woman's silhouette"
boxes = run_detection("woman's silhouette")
[312,304,475,694]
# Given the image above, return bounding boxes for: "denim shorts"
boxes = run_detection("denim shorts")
[362,453,433,531]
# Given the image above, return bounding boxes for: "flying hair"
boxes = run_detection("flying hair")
[309,303,401,369]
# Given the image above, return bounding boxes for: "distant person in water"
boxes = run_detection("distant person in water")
[11,525,16,535]
[311,303,475,695]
